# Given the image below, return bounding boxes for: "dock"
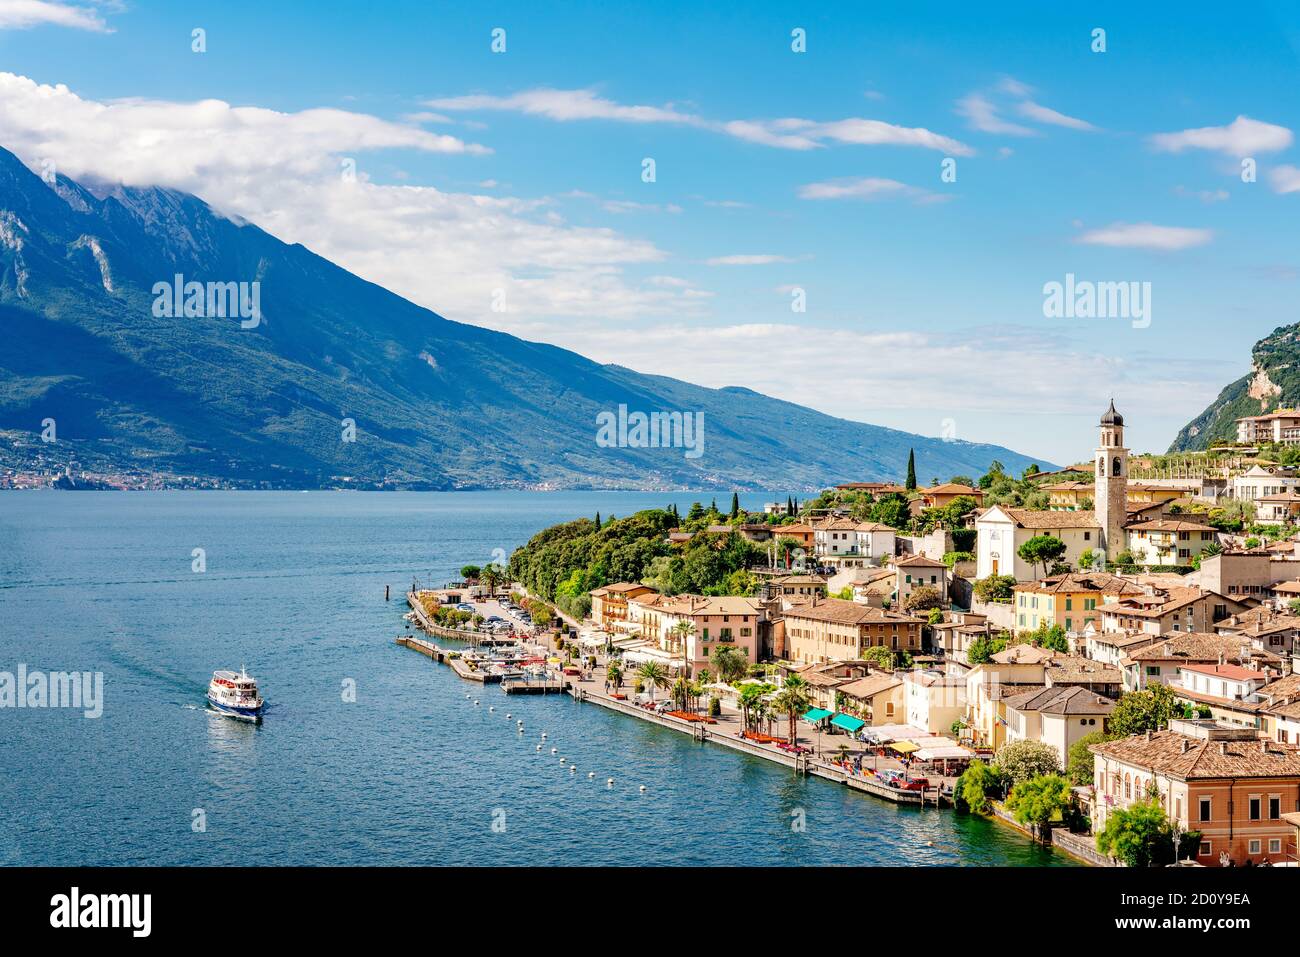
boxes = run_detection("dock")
[502,677,566,695]
[394,636,499,683]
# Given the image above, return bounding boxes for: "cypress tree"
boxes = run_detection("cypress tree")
[729,492,739,519]
[594,512,601,530]
[905,449,917,490]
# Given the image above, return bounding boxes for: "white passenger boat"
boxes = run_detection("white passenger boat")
[207,666,265,722]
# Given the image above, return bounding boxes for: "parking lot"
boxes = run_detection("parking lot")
[447,595,536,634]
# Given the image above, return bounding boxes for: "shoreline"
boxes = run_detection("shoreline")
[402,590,1089,863]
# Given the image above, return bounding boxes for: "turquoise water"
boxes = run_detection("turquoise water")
[0,491,1070,866]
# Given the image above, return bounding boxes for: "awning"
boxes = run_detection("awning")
[914,746,973,760]
[889,741,919,754]
[830,713,865,733]
[802,707,833,723]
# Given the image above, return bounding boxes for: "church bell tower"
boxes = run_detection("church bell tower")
[1095,400,1127,560]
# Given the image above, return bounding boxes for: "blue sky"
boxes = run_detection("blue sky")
[4,1,1300,464]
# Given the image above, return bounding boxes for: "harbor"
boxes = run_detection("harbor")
[401,590,947,808]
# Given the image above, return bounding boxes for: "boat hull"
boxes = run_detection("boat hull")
[207,693,264,722]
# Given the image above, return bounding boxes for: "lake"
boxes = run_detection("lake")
[0,491,1070,866]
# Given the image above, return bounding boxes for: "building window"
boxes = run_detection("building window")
[1199,797,1212,822]
[1199,841,1211,856]
[1270,839,1282,854]
[1249,839,1261,855]
[1270,796,1281,819]
[1249,796,1261,821]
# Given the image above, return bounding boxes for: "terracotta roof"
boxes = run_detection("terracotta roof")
[1127,631,1281,665]
[994,507,1100,529]
[838,673,903,699]
[1004,685,1115,716]
[895,554,948,568]
[991,644,1057,665]
[920,483,982,496]
[1013,573,1144,596]
[1045,656,1123,685]
[1091,730,1300,780]
[1103,586,1211,618]
[1125,519,1218,532]
[1178,662,1270,682]
[814,518,896,533]
[781,597,918,627]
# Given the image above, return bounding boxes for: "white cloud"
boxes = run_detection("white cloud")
[534,319,1221,461]
[1149,115,1293,155]
[956,93,1035,136]
[427,88,701,126]
[1076,221,1213,251]
[958,80,1098,137]
[1015,100,1097,131]
[0,72,709,324]
[430,87,972,155]
[796,176,940,203]
[1269,164,1300,194]
[1174,185,1230,203]
[0,0,111,31]
[705,254,797,266]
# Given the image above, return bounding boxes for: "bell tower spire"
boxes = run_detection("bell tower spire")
[1095,400,1127,559]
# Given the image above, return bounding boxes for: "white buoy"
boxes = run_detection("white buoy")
[607,778,614,787]
[588,772,595,779]
[559,757,566,764]
[541,732,548,739]
[489,706,495,712]
[570,765,577,773]
[474,700,480,706]
[505,713,511,719]
[551,747,558,754]
[464,693,470,699]
[639,785,647,793]
[536,744,542,751]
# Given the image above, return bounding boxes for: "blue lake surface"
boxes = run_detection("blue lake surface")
[0,491,1071,866]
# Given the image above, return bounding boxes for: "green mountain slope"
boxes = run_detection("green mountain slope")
[0,146,1053,489]
[1170,324,1300,451]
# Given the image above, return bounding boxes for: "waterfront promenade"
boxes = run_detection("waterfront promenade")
[404,591,946,806]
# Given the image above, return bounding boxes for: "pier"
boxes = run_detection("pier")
[394,636,499,683]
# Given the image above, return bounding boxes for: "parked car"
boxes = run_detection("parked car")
[455,603,475,612]
[896,777,930,791]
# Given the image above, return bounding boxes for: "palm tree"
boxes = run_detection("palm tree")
[738,683,766,733]
[773,674,811,745]
[607,661,623,691]
[670,676,690,712]
[670,621,696,670]
[637,661,668,702]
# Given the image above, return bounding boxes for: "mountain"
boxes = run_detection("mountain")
[1169,323,1300,451]
[0,147,1051,490]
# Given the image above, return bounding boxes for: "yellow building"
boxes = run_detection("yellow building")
[1012,572,1144,636]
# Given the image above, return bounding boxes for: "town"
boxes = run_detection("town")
[468,403,1300,868]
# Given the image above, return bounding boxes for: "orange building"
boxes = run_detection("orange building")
[589,582,656,633]
[917,482,984,509]
[1090,719,1300,866]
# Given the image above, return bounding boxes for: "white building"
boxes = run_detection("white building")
[974,505,1100,580]
[1232,464,1300,507]
[812,518,896,568]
